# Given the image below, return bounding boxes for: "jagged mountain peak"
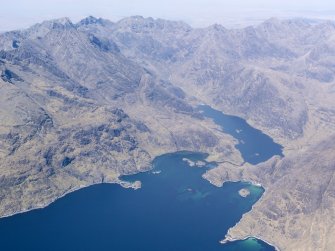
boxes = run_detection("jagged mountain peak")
[258,17,282,29]
[23,17,75,38]
[261,17,281,25]
[258,17,312,30]
[0,18,74,51]
[115,15,192,33]
[76,16,111,27]
[207,23,227,32]
[0,15,335,251]
[35,17,74,29]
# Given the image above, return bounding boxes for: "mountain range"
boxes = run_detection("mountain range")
[0,16,334,251]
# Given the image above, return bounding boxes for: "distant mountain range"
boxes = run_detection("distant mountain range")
[0,16,334,251]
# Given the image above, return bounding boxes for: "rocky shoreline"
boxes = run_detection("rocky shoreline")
[220,235,281,251]
[0,178,141,219]
[0,152,278,251]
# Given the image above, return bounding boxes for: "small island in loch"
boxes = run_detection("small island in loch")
[239,188,251,198]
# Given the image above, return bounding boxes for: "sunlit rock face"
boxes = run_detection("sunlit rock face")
[1,16,335,251]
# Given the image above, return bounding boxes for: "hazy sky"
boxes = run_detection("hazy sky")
[1,0,335,31]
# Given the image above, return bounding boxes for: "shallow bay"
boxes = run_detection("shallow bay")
[0,105,284,251]
[0,152,275,251]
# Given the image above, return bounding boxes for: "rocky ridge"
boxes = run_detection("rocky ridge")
[0,17,242,217]
[1,16,335,251]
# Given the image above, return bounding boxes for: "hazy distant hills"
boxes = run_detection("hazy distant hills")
[76,16,335,141]
[0,15,240,218]
[1,16,335,251]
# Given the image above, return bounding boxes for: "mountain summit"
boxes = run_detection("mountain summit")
[0,16,334,251]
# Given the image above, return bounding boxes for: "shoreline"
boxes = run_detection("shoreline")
[202,174,280,250]
[219,183,280,251]
[0,153,279,251]
[238,188,250,197]
[0,178,140,220]
[203,174,264,189]
[220,235,281,251]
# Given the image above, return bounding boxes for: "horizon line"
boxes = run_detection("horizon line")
[1,14,335,33]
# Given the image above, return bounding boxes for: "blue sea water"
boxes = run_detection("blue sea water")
[0,106,283,251]
[198,105,283,165]
[0,152,275,251]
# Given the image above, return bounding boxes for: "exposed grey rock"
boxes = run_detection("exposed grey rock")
[215,136,335,251]
[0,16,240,221]
[1,68,22,83]
[1,16,335,251]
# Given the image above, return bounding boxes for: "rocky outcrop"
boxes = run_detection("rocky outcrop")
[209,136,335,251]
[0,17,242,218]
[1,16,335,251]
[80,16,335,142]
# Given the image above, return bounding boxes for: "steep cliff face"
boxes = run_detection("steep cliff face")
[81,16,335,142]
[1,16,335,251]
[77,16,335,251]
[0,18,241,217]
